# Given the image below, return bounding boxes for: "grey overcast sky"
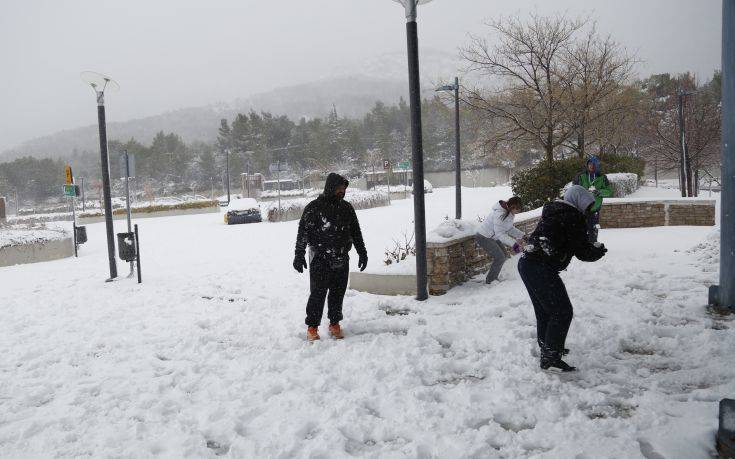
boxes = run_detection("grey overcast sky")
[0,0,722,152]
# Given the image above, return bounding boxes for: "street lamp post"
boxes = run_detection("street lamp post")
[393,0,433,300]
[436,76,461,219]
[80,177,86,212]
[225,148,231,204]
[710,0,734,312]
[81,71,119,281]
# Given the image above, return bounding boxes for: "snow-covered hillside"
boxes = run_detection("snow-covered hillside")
[0,186,730,458]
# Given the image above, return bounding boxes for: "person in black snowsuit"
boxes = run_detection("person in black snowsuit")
[518,185,607,372]
[293,173,368,341]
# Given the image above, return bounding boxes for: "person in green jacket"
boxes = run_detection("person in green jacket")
[572,156,612,242]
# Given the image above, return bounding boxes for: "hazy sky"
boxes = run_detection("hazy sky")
[0,0,722,152]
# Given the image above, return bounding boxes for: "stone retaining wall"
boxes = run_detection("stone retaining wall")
[426,199,715,295]
[599,200,715,228]
[0,238,74,268]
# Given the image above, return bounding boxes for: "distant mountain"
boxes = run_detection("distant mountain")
[2,49,465,160]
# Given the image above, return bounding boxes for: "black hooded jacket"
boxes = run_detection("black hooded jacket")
[524,200,605,272]
[294,173,367,262]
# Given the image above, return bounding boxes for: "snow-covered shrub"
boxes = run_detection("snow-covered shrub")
[259,188,317,199]
[265,190,390,222]
[606,173,639,197]
[79,200,218,218]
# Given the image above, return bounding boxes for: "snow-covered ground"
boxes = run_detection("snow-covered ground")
[0,186,731,458]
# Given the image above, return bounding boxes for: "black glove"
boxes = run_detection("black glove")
[593,242,607,255]
[358,254,368,272]
[293,254,307,273]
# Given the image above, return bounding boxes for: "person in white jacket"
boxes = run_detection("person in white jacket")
[475,196,525,283]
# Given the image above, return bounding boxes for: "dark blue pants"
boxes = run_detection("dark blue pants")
[305,255,349,327]
[517,256,573,352]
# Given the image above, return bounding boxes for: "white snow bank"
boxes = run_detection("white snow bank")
[0,223,69,249]
[426,219,478,244]
[373,179,433,194]
[364,255,418,275]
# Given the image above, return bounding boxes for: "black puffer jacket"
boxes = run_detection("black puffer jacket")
[524,199,606,272]
[295,173,367,262]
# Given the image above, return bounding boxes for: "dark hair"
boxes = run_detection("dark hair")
[502,196,523,220]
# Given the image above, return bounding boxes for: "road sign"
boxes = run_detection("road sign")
[63,184,79,197]
[65,165,73,185]
[397,161,410,170]
[383,160,391,170]
[119,154,136,178]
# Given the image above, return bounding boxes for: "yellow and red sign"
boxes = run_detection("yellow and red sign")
[65,165,74,185]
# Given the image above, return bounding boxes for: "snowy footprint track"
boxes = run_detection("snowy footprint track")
[0,187,731,458]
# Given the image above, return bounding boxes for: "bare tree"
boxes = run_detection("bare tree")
[562,26,637,157]
[644,73,721,196]
[461,14,586,164]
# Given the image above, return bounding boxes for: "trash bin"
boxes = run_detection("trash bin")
[75,225,87,244]
[117,232,137,262]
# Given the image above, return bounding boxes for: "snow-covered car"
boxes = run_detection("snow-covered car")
[411,180,433,194]
[224,198,262,225]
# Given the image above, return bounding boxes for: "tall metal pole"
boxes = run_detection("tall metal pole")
[225,148,231,204]
[454,76,461,220]
[710,0,735,311]
[124,151,134,277]
[405,7,428,300]
[71,192,77,258]
[80,177,86,212]
[277,159,282,213]
[96,90,118,280]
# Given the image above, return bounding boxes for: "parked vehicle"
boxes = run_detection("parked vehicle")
[224,198,262,225]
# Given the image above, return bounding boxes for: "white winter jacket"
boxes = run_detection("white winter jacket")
[477,201,524,246]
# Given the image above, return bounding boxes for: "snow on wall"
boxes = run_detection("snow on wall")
[0,223,69,249]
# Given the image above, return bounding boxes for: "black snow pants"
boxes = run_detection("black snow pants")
[305,255,349,327]
[517,256,573,353]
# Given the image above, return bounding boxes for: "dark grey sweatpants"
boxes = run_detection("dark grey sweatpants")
[475,234,508,283]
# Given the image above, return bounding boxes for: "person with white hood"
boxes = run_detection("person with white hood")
[475,196,525,284]
[519,185,607,372]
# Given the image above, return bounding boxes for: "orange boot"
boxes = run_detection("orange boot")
[306,327,320,341]
[328,323,344,340]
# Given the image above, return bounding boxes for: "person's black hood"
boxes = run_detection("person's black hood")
[323,172,349,200]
